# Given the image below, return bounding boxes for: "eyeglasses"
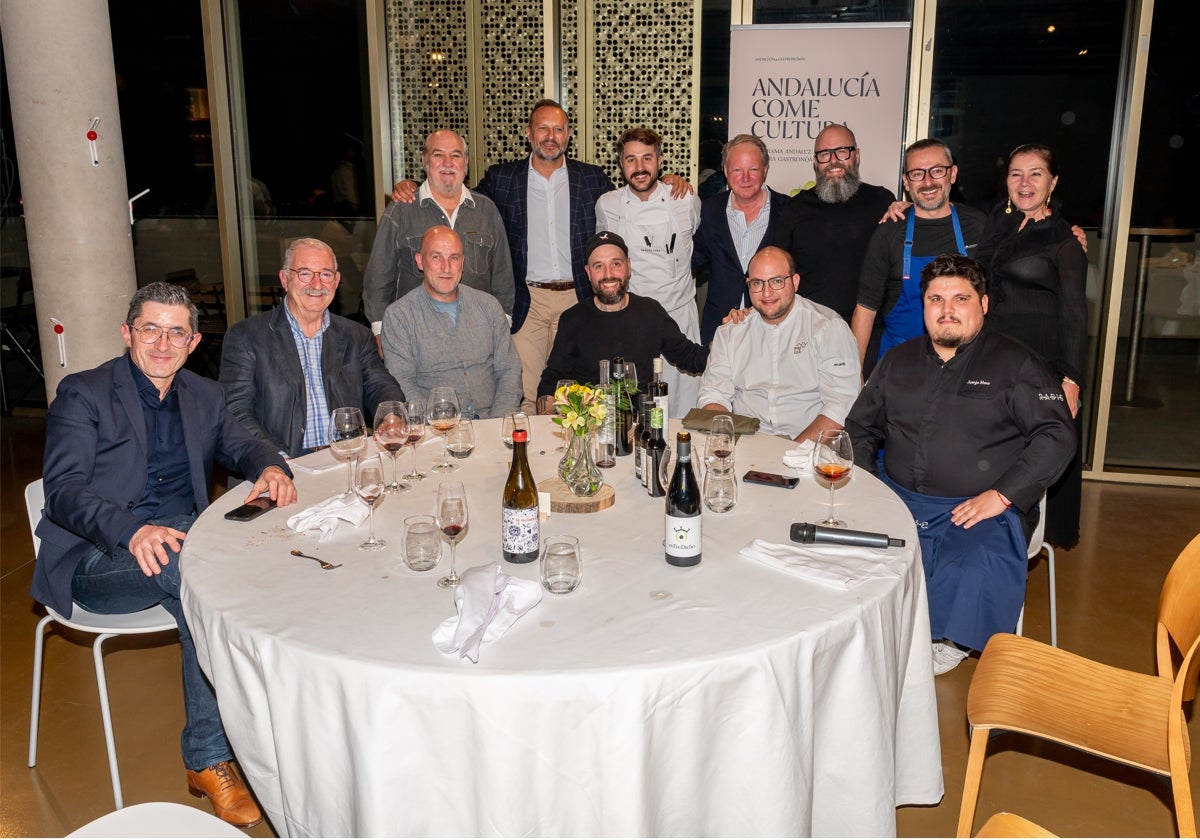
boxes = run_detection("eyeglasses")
[904,165,951,182]
[128,324,194,348]
[746,275,790,293]
[813,145,856,164]
[286,268,337,284]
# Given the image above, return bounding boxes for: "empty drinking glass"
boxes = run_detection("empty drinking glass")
[703,468,738,513]
[501,412,530,449]
[402,515,442,572]
[540,535,582,594]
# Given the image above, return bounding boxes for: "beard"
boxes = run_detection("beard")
[593,275,629,306]
[814,165,862,203]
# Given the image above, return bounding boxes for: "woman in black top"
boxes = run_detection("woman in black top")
[983,144,1088,548]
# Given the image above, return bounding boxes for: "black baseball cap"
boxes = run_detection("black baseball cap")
[584,230,628,262]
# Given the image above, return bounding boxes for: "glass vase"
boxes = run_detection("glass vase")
[557,430,604,497]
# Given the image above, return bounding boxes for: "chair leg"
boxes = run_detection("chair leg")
[91,632,124,810]
[957,727,991,837]
[1015,603,1025,637]
[1047,545,1058,648]
[28,614,53,767]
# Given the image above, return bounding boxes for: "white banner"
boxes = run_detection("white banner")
[729,23,910,196]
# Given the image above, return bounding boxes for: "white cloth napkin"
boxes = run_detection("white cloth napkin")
[738,539,902,590]
[286,494,369,541]
[781,439,815,471]
[289,441,381,475]
[433,564,542,663]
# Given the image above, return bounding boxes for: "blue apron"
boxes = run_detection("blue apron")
[881,471,1026,652]
[877,207,967,361]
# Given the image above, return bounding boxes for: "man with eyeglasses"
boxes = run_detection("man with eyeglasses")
[364,129,514,352]
[693,134,790,344]
[697,246,860,442]
[851,138,987,376]
[221,237,405,457]
[770,124,896,324]
[32,282,297,827]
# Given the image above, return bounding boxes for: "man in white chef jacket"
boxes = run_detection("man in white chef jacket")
[595,125,703,415]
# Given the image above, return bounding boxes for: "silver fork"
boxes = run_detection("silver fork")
[290,549,342,570]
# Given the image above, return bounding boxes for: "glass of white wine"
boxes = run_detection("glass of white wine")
[812,429,853,527]
[427,387,460,473]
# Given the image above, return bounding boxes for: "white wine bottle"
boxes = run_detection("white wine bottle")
[664,431,701,566]
[501,429,539,563]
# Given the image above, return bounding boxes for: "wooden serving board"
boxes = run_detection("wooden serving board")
[537,477,616,513]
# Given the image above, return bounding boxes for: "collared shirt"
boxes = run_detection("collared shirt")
[417,180,475,228]
[725,186,772,274]
[697,296,861,438]
[525,157,572,283]
[120,356,195,547]
[283,303,333,451]
[595,182,702,314]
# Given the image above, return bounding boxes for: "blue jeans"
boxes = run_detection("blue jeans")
[71,514,231,771]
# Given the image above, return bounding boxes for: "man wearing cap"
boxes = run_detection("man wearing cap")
[535,231,709,413]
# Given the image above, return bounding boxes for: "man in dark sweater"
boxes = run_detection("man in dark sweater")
[536,231,708,411]
[772,124,895,324]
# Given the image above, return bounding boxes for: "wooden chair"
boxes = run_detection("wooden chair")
[975,812,1057,838]
[957,532,1200,837]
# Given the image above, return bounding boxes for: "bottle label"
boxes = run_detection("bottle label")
[665,513,701,557]
[634,444,645,481]
[502,507,539,554]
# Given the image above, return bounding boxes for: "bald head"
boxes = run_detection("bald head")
[415,226,465,302]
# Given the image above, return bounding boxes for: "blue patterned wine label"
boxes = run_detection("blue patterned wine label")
[502,507,539,554]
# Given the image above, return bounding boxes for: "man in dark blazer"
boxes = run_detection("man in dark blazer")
[31,282,296,827]
[693,134,790,344]
[221,237,405,457]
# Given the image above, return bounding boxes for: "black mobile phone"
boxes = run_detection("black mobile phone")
[223,497,277,522]
[742,470,799,489]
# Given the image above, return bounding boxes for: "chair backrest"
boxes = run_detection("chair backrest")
[1157,532,1200,698]
[25,478,44,555]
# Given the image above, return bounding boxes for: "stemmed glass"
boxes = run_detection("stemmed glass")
[427,387,460,473]
[355,456,387,550]
[328,407,367,500]
[436,481,469,589]
[401,400,427,482]
[705,414,736,473]
[554,379,575,451]
[373,401,410,494]
[813,429,854,527]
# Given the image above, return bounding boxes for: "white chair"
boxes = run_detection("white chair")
[1015,493,1058,647]
[67,801,247,837]
[26,479,179,810]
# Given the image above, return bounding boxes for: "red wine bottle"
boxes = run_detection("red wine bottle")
[664,431,701,566]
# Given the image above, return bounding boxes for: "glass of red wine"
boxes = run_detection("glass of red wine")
[373,401,409,494]
[813,429,853,527]
[436,480,468,589]
[705,413,736,474]
[355,455,387,551]
[401,400,427,482]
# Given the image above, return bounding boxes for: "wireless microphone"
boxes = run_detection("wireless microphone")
[790,522,905,549]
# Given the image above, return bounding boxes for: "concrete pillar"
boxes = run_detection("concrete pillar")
[3,0,137,399]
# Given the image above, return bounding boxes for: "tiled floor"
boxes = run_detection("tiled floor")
[1,410,1197,837]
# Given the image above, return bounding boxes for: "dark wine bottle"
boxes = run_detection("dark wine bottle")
[611,356,633,456]
[664,431,701,566]
[646,406,667,498]
[501,428,539,563]
[634,393,650,486]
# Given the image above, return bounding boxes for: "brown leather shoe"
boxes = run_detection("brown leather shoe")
[186,761,263,828]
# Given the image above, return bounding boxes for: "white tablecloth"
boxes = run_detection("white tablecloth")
[181,416,942,836]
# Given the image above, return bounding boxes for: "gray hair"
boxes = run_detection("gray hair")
[126,282,199,333]
[282,237,338,272]
[722,134,770,169]
[423,129,470,163]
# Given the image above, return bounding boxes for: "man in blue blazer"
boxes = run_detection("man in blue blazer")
[220,237,405,457]
[693,134,790,344]
[31,282,297,827]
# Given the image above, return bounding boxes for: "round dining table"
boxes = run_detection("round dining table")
[181,415,942,837]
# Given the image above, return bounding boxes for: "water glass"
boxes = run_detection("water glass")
[447,418,475,459]
[501,412,530,449]
[402,515,442,572]
[703,468,738,513]
[540,535,582,594]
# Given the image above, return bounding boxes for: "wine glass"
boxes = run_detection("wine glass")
[446,418,475,460]
[436,481,469,589]
[328,407,367,500]
[554,379,575,451]
[705,414,736,474]
[373,401,410,494]
[813,429,854,527]
[501,412,530,449]
[355,455,387,550]
[427,387,460,473]
[401,400,427,482]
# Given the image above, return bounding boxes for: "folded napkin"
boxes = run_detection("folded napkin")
[738,539,902,590]
[286,494,369,541]
[781,439,815,471]
[433,564,542,663]
[681,408,761,437]
[289,440,381,475]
